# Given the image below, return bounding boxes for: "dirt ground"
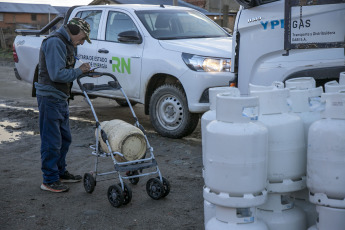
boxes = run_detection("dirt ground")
[0,62,205,230]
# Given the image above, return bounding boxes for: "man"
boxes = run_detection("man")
[35,18,92,193]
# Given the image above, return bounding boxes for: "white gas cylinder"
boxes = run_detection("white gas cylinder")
[307,92,345,208]
[324,80,345,93]
[285,85,323,142]
[285,77,316,89]
[97,119,147,162]
[340,72,345,85]
[257,193,307,230]
[249,82,284,92]
[206,207,268,230]
[291,189,317,228]
[324,72,345,93]
[313,205,345,230]
[201,87,240,166]
[204,200,216,227]
[250,87,306,193]
[204,94,268,207]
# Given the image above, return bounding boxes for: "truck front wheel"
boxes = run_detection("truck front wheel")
[149,84,199,139]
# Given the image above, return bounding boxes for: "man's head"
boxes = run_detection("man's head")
[67,17,91,47]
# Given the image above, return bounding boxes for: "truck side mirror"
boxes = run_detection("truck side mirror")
[118,31,142,44]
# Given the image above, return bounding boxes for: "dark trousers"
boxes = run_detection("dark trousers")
[37,95,71,184]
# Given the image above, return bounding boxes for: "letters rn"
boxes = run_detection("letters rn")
[112,57,131,74]
[260,19,310,30]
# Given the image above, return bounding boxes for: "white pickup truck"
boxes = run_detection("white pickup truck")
[13,4,233,139]
[13,1,345,138]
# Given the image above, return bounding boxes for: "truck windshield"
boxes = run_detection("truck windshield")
[135,10,230,40]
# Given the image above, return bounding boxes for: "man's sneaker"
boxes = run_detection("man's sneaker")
[60,171,82,183]
[41,181,69,193]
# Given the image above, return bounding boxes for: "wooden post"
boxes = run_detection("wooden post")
[0,28,6,49]
[222,4,229,28]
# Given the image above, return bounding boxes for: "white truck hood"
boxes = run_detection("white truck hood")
[158,37,232,58]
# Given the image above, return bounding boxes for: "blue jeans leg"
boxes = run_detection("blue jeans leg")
[37,95,72,184]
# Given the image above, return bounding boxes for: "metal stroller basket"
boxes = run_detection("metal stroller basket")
[77,72,170,208]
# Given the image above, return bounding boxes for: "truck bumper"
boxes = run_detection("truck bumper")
[14,67,21,80]
[180,70,235,113]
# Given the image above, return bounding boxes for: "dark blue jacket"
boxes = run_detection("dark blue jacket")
[35,26,83,100]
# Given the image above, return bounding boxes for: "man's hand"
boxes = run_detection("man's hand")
[79,63,91,73]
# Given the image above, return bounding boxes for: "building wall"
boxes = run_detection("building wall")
[0,13,57,29]
[185,0,206,8]
[0,12,57,49]
[205,0,239,31]
[206,0,240,12]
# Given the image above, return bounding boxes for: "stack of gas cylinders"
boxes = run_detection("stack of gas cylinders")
[306,72,345,230]
[202,72,345,230]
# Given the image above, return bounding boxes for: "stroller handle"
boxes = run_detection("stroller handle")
[77,72,122,92]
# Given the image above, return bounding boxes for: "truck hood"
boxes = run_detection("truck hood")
[158,37,232,58]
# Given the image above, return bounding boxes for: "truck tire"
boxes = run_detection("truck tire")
[115,99,137,107]
[149,84,199,139]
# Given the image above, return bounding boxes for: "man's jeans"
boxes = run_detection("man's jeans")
[37,95,71,184]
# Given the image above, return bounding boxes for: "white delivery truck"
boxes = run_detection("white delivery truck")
[231,0,345,95]
[13,4,233,139]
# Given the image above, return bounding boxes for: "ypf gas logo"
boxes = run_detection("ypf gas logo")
[260,19,311,30]
[260,19,284,30]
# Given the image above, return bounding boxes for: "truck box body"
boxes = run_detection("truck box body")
[232,0,345,95]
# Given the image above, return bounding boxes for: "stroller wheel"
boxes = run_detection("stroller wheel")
[107,184,124,208]
[146,178,164,200]
[118,182,132,205]
[157,176,170,198]
[83,173,96,194]
[126,170,140,185]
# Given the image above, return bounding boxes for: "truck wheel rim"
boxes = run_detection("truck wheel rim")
[156,94,184,130]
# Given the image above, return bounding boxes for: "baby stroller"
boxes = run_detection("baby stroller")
[77,72,170,208]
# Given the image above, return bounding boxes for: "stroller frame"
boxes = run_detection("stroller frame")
[77,72,170,207]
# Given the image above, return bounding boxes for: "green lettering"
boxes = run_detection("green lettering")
[112,57,121,73]
[121,58,131,74]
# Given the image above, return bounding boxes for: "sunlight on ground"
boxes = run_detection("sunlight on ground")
[0,103,94,143]
[0,120,34,143]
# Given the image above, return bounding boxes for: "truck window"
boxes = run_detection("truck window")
[75,10,102,40]
[136,10,229,40]
[105,11,139,42]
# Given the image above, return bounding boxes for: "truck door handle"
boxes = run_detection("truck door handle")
[98,49,109,54]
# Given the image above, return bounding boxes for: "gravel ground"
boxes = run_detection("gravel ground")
[0,62,205,230]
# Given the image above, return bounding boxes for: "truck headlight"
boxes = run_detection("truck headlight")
[182,53,231,72]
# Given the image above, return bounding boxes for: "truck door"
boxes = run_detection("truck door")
[72,9,104,91]
[95,10,144,100]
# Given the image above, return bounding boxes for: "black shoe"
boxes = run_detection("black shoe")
[41,180,69,193]
[60,171,82,183]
